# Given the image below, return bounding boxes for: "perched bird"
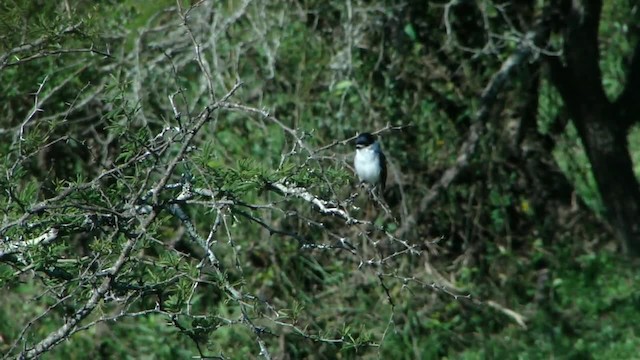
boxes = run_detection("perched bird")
[354,132,387,195]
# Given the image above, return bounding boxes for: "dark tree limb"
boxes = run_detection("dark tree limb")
[563,0,607,105]
[548,0,640,255]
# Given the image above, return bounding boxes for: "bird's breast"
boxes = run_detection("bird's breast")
[354,150,381,184]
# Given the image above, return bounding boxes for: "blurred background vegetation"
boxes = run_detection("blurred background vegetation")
[1,0,640,359]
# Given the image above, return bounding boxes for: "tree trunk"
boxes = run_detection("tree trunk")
[550,0,640,255]
[575,106,640,255]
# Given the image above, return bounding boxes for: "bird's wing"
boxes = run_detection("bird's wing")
[380,151,387,194]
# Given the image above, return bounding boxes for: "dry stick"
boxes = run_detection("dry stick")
[312,123,410,154]
[177,0,215,102]
[270,182,367,225]
[4,47,111,68]
[0,228,59,259]
[15,64,90,160]
[150,81,243,205]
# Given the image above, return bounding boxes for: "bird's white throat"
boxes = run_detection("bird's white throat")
[354,145,381,184]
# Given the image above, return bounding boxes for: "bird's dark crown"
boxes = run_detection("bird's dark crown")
[355,132,376,148]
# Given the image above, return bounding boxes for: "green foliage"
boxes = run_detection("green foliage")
[2,0,640,359]
[600,0,634,99]
[553,123,605,214]
[457,250,640,359]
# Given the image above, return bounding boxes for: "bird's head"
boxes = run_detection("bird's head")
[355,132,377,149]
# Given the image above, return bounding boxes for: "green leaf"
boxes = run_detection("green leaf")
[335,80,353,91]
[404,23,417,41]
[206,160,225,169]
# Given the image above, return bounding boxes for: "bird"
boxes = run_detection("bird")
[354,132,387,196]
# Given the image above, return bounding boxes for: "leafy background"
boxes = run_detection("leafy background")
[1,0,640,359]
